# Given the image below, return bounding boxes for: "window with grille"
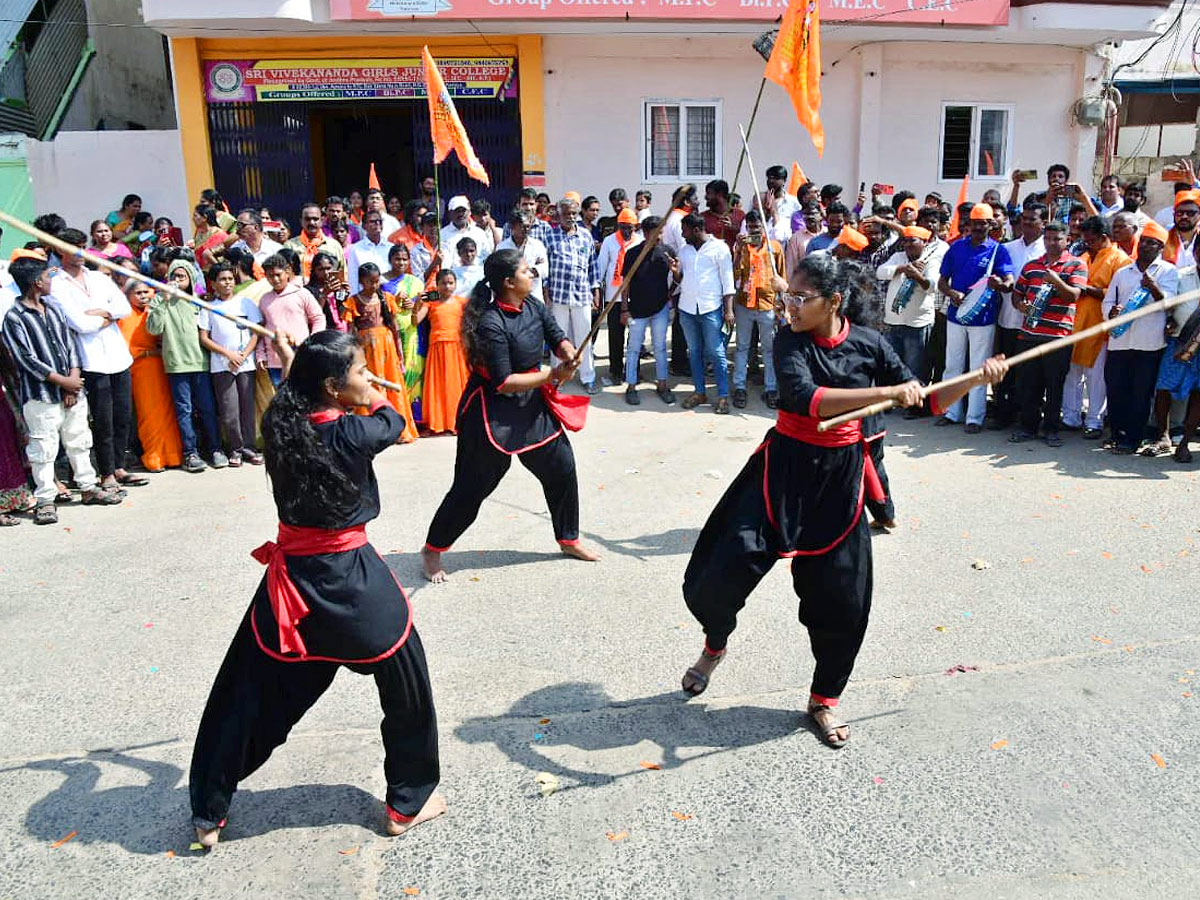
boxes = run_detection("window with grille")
[940,103,1012,182]
[644,100,721,182]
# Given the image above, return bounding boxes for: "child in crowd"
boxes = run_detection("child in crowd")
[412,269,469,435]
[451,237,485,298]
[256,253,324,387]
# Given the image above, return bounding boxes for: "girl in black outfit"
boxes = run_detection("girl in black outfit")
[421,248,599,583]
[680,255,1008,746]
[189,330,443,847]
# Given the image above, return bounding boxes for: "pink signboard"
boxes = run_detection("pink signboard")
[330,0,1009,27]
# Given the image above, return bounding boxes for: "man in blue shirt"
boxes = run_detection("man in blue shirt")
[935,203,1015,431]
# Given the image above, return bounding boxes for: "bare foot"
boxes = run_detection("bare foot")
[195,825,220,848]
[808,702,849,747]
[560,542,600,562]
[421,546,449,583]
[681,648,724,696]
[384,792,448,836]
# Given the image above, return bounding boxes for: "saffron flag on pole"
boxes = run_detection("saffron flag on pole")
[948,174,970,240]
[786,161,809,197]
[764,0,825,157]
[422,46,490,186]
[368,162,381,191]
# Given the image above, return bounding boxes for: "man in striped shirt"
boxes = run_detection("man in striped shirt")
[1,256,119,524]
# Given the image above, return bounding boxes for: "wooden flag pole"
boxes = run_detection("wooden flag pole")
[0,208,406,393]
[738,123,781,282]
[730,77,767,199]
[817,286,1200,431]
[569,189,693,365]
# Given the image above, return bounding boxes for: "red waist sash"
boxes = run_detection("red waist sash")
[775,410,885,502]
[251,523,369,656]
[474,364,590,432]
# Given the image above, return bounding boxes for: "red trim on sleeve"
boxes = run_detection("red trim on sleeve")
[308,408,346,424]
[807,386,828,418]
[813,317,850,348]
[368,399,388,415]
[496,373,515,391]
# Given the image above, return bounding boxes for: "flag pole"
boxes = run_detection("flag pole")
[730,77,767,199]
[738,123,781,282]
[816,287,1200,431]
[0,208,406,394]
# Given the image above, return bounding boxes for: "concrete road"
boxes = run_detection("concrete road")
[1,386,1198,899]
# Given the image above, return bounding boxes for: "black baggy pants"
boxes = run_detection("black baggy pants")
[189,613,439,829]
[864,437,894,525]
[83,368,133,477]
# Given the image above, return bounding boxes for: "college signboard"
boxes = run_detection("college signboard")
[329,0,1009,26]
[204,58,516,104]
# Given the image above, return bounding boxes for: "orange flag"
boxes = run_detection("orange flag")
[786,161,808,197]
[948,174,969,240]
[368,162,381,191]
[765,1,825,157]
[422,46,490,186]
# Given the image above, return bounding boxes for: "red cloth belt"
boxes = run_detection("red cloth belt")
[250,523,368,656]
[775,410,885,503]
[480,365,590,432]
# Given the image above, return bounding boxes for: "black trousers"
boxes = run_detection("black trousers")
[606,303,626,380]
[1016,339,1072,435]
[425,428,580,550]
[1105,348,1162,450]
[683,484,872,701]
[83,368,133,477]
[212,369,257,454]
[924,311,948,385]
[992,326,1023,424]
[670,308,690,376]
[864,438,895,524]
[189,612,439,829]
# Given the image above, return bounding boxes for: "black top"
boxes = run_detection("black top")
[776,322,911,415]
[621,243,675,319]
[252,404,410,664]
[459,298,568,454]
[275,405,404,528]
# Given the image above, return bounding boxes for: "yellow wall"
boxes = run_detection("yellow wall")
[170,33,544,201]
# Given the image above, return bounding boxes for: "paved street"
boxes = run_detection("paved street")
[1,384,1198,899]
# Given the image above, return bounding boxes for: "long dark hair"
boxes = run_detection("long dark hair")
[462,248,521,368]
[262,331,361,525]
[357,262,395,330]
[795,255,879,328]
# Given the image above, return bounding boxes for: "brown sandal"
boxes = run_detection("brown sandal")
[808,702,849,748]
[681,647,725,696]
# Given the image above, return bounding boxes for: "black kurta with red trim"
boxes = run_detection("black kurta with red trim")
[751,320,911,555]
[459,298,569,454]
[250,405,412,663]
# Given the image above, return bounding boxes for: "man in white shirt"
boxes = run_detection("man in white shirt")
[364,188,401,237]
[661,184,699,377]
[1094,174,1124,218]
[496,210,548,302]
[751,164,800,244]
[877,225,946,412]
[991,202,1047,427]
[441,195,491,264]
[1102,230,1178,453]
[230,209,282,265]
[346,210,393,294]
[669,213,735,413]
[49,228,141,493]
[596,209,643,382]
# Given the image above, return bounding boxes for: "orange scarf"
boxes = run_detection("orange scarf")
[745,240,772,306]
[611,232,632,287]
[1165,228,1195,264]
[296,230,328,279]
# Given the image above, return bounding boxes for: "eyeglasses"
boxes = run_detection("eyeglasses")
[781,291,823,306]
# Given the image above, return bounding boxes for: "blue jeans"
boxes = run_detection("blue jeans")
[625,305,670,385]
[886,324,932,383]
[168,371,221,457]
[268,367,283,388]
[733,305,777,392]
[678,308,729,398]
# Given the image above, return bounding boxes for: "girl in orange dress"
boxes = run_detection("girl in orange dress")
[343,263,419,444]
[413,269,470,435]
[117,281,184,471]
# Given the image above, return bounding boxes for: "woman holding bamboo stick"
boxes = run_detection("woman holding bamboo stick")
[679,254,1007,747]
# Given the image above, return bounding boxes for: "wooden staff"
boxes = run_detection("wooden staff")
[817,286,1200,431]
[738,123,781,282]
[569,188,692,365]
[0,208,405,393]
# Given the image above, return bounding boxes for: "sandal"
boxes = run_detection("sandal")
[808,701,850,748]
[81,488,123,506]
[34,504,58,526]
[1140,437,1174,458]
[681,647,725,696]
[116,473,150,487]
[54,490,75,504]
[0,513,20,526]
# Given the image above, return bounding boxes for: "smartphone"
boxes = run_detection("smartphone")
[168,227,184,246]
[872,183,895,195]
[1162,167,1189,182]
[1015,169,1038,180]
[859,181,866,192]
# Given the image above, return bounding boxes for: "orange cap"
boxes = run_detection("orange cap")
[1174,189,1200,208]
[902,225,932,241]
[9,247,47,263]
[968,203,994,221]
[1140,220,1169,243]
[617,208,638,226]
[563,191,582,204]
[899,198,920,214]
[837,227,869,252]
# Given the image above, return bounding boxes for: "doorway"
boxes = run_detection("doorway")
[311,102,417,203]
